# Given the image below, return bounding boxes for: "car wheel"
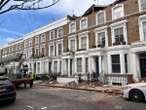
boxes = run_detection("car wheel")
[129,89,145,102]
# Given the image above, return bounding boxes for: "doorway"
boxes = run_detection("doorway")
[139,53,146,78]
[95,57,99,79]
[70,59,73,76]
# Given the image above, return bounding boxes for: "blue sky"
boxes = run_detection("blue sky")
[0,0,114,46]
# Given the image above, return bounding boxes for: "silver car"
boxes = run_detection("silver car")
[123,83,146,102]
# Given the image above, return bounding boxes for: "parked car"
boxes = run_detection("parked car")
[123,83,146,102]
[0,76,16,103]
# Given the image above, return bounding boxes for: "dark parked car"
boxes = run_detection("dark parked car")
[0,76,16,103]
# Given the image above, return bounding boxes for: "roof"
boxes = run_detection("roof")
[83,4,105,16]
[109,0,127,6]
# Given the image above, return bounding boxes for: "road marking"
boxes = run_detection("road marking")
[26,105,34,109]
[40,106,47,110]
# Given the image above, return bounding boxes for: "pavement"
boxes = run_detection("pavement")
[35,80,122,95]
[0,87,146,110]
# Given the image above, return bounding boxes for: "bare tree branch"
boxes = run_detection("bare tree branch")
[0,0,60,14]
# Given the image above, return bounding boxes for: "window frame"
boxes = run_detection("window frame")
[68,36,77,51]
[57,27,64,38]
[76,58,82,73]
[80,17,88,30]
[112,3,124,20]
[139,15,146,41]
[96,10,106,25]
[57,42,63,56]
[69,21,76,33]
[49,44,55,57]
[139,0,146,12]
[95,27,108,48]
[35,36,39,45]
[78,32,89,50]
[111,20,128,45]
[49,30,55,40]
[111,55,121,73]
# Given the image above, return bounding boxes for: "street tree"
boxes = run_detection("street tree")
[0,0,60,14]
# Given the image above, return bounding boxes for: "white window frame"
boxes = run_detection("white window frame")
[95,26,108,47]
[68,35,77,51]
[40,44,46,56]
[56,42,63,56]
[78,32,89,50]
[80,17,88,30]
[96,10,106,25]
[49,30,55,40]
[76,57,82,73]
[69,21,76,34]
[112,3,124,20]
[35,36,39,45]
[138,0,146,12]
[57,27,64,38]
[40,34,46,43]
[139,15,146,41]
[49,43,55,57]
[111,20,128,45]
[35,46,39,56]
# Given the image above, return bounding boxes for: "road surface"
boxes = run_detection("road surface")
[0,87,146,110]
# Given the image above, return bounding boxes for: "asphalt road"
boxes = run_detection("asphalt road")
[0,87,146,110]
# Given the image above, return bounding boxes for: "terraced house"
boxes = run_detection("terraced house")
[0,0,146,85]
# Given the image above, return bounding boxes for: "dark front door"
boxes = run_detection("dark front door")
[48,62,52,73]
[70,59,73,76]
[95,57,99,78]
[139,53,146,78]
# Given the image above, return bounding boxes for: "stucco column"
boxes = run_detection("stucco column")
[120,53,126,74]
[40,61,43,74]
[99,56,102,74]
[130,53,139,81]
[61,59,64,75]
[74,58,77,74]
[107,55,112,74]
[82,57,86,74]
[68,59,70,77]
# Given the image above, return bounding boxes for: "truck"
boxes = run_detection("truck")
[0,53,33,88]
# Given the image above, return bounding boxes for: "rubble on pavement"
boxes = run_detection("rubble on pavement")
[35,80,122,95]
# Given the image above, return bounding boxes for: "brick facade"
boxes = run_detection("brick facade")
[1,0,146,85]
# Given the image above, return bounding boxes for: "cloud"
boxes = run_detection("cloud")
[40,0,115,16]
[5,37,15,43]
[0,27,24,36]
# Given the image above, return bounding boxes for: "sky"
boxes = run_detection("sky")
[0,0,114,46]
